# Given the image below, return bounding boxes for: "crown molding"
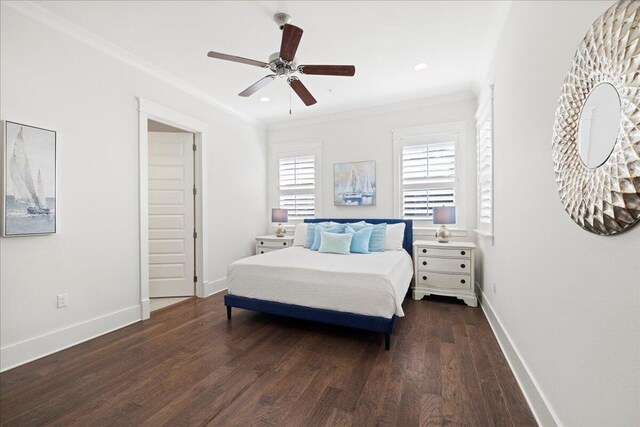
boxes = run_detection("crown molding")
[2,1,265,129]
[267,90,476,131]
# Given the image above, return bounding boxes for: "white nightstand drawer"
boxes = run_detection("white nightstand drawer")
[415,247,470,259]
[254,235,294,255]
[256,247,279,255]
[416,271,470,290]
[256,239,292,249]
[417,256,471,274]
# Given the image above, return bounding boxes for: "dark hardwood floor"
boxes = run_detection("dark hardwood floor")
[0,292,536,426]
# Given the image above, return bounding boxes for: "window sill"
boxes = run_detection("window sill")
[473,229,494,245]
[473,229,493,237]
[414,227,468,238]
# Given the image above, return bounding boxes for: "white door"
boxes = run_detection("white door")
[148,131,195,297]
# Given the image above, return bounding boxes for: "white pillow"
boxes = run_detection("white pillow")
[384,223,406,251]
[292,223,308,246]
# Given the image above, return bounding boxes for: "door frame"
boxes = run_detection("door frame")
[138,98,207,320]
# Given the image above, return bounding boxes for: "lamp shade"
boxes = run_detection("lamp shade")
[433,206,455,225]
[271,208,288,223]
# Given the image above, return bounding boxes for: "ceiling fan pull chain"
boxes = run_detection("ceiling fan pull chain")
[289,84,292,115]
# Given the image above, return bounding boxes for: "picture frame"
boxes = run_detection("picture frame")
[334,160,376,206]
[2,121,57,236]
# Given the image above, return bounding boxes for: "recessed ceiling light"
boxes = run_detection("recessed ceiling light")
[414,63,429,71]
[259,97,271,103]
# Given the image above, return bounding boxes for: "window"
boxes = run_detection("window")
[394,123,462,224]
[476,86,494,237]
[401,142,456,219]
[269,140,322,222]
[278,155,316,219]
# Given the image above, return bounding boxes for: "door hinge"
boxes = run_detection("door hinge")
[192,143,197,152]
[193,186,197,196]
[193,275,198,283]
[193,231,198,239]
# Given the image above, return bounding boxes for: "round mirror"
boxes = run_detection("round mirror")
[576,82,621,168]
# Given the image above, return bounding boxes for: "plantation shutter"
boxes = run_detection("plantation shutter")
[401,142,456,220]
[477,120,492,224]
[278,155,315,219]
[476,85,494,235]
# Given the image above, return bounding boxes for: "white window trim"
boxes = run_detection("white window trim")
[268,139,322,227]
[392,121,468,232]
[474,85,495,244]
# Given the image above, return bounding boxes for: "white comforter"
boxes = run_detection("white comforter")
[227,247,414,319]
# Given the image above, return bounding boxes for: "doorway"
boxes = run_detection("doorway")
[147,121,195,310]
[138,98,207,320]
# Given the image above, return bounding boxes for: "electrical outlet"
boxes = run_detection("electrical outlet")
[57,293,68,308]
[493,282,497,294]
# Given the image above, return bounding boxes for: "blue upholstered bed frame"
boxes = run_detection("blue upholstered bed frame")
[224,218,413,350]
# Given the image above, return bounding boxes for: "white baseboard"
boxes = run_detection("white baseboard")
[0,305,141,372]
[477,285,560,427]
[203,277,228,298]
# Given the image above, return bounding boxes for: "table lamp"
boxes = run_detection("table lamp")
[272,208,288,237]
[433,206,455,243]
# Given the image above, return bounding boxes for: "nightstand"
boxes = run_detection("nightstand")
[413,240,477,307]
[255,235,294,255]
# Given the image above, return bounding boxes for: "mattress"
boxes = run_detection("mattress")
[227,246,414,319]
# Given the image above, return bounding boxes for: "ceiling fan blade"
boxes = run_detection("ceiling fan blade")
[288,77,317,106]
[238,75,276,97]
[298,65,356,76]
[280,24,303,62]
[207,51,269,68]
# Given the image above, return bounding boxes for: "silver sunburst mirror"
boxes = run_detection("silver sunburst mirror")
[552,0,640,235]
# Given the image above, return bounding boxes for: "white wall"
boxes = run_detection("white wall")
[0,4,267,370]
[477,1,639,425]
[267,93,478,239]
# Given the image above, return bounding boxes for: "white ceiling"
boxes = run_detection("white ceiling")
[36,1,511,126]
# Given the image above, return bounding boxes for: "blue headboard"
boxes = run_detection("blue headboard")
[304,218,413,257]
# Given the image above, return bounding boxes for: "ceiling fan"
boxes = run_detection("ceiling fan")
[206,13,356,106]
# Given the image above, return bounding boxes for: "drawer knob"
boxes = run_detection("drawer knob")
[422,249,427,254]
[422,276,427,281]
[461,279,466,284]
[260,241,264,245]
[260,251,264,254]
[461,250,465,255]
[283,242,287,246]
[461,264,466,268]
[422,261,427,266]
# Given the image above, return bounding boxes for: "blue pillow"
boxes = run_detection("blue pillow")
[344,225,373,254]
[304,222,339,248]
[318,231,352,255]
[311,225,343,251]
[349,223,386,252]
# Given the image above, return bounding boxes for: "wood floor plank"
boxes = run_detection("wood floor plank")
[440,342,465,425]
[453,323,493,426]
[419,392,444,427]
[305,386,344,427]
[475,311,538,426]
[0,293,536,426]
[466,323,514,426]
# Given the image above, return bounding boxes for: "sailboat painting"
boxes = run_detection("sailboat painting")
[334,160,376,206]
[2,121,56,236]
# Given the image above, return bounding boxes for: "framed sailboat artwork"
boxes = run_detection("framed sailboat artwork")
[334,160,376,206]
[2,121,56,236]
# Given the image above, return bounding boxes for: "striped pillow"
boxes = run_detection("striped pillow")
[304,222,340,248]
[349,223,387,252]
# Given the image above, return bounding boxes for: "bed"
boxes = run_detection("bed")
[224,218,413,349]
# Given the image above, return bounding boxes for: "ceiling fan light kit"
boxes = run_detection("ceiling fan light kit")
[206,13,356,109]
